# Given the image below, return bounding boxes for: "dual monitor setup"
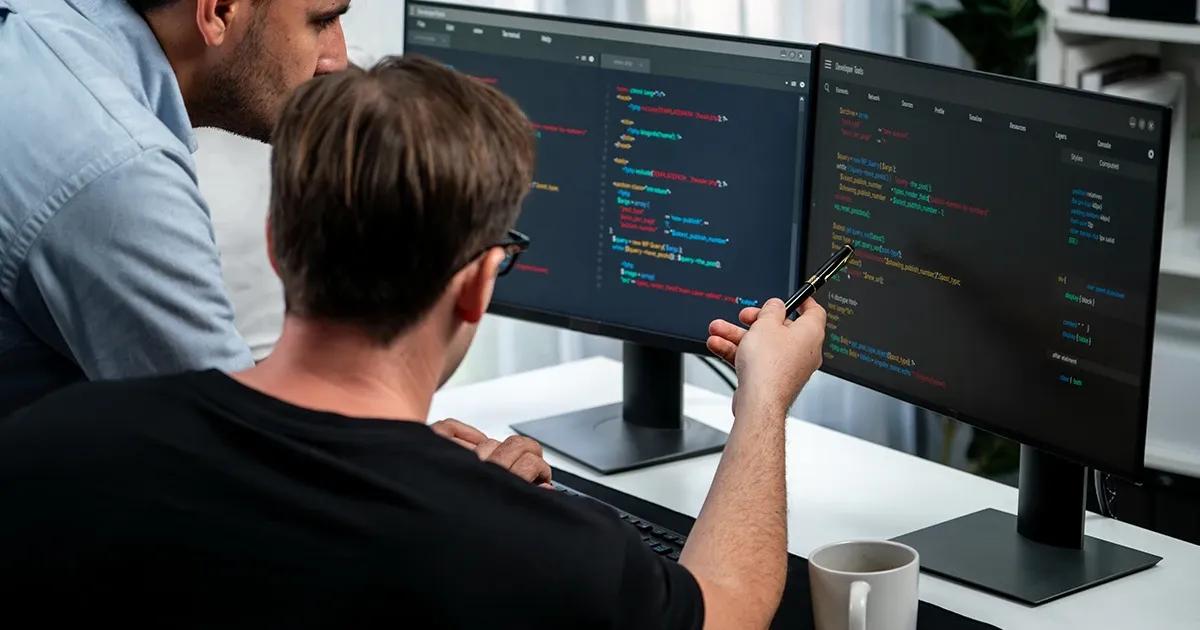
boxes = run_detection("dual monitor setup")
[404,1,1170,607]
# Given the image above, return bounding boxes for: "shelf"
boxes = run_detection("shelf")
[1053,10,1200,46]
[1161,226,1200,279]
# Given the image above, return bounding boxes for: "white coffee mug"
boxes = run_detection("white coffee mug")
[808,540,919,630]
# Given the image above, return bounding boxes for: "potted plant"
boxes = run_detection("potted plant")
[913,0,1045,79]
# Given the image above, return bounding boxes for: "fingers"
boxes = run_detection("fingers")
[794,298,827,330]
[510,452,553,485]
[430,418,488,447]
[449,436,476,450]
[707,335,737,365]
[428,419,456,440]
[708,318,747,345]
[738,307,761,326]
[790,299,828,371]
[487,435,543,467]
[474,438,502,461]
[481,436,550,484]
[795,297,824,318]
[450,430,553,486]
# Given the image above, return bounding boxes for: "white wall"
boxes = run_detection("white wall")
[196,129,277,360]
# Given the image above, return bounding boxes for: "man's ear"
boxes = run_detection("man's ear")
[195,0,244,47]
[454,249,504,325]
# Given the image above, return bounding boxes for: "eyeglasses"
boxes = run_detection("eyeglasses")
[494,228,530,276]
[472,229,530,277]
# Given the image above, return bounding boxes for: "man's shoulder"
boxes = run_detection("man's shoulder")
[1,371,211,440]
[0,0,194,244]
[0,1,189,155]
[428,460,640,566]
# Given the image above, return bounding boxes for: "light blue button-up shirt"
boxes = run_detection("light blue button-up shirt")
[0,0,253,415]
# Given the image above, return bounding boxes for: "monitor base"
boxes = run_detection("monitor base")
[896,446,1163,605]
[894,509,1161,605]
[514,404,727,474]
[514,342,727,474]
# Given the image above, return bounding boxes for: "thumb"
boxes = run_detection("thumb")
[794,297,827,328]
[755,297,786,325]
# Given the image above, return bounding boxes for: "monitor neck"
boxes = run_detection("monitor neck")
[1017,444,1088,549]
[622,342,685,430]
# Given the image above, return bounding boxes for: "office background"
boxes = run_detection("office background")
[195,0,1200,541]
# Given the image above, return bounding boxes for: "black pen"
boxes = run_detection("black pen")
[783,245,855,315]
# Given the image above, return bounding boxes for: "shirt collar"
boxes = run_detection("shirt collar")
[64,0,198,152]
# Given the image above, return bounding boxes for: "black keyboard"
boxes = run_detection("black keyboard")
[552,481,687,561]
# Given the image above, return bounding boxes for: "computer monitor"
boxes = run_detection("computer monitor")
[808,44,1169,604]
[403,2,814,472]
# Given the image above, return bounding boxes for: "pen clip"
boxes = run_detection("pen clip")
[821,253,851,283]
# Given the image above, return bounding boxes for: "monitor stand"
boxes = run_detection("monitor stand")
[893,444,1162,605]
[512,342,727,474]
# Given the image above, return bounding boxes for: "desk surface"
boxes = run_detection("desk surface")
[429,357,1200,629]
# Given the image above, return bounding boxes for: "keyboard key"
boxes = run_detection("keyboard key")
[551,482,687,558]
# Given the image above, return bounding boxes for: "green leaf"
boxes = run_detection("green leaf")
[911,3,958,20]
[910,0,1044,78]
[977,5,1010,18]
[1011,21,1041,38]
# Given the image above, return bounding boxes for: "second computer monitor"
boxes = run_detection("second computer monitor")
[808,45,1168,478]
[808,43,1170,606]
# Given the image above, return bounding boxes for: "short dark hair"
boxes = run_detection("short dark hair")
[268,56,537,343]
[127,0,267,14]
[126,0,178,14]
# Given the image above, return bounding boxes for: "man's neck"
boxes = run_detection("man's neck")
[232,317,444,423]
[138,9,205,125]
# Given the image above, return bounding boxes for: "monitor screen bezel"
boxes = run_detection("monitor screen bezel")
[807,44,1170,479]
[402,0,817,358]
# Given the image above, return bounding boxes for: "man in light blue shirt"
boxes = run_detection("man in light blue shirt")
[0,0,350,414]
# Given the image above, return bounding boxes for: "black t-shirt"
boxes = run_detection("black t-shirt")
[0,371,703,628]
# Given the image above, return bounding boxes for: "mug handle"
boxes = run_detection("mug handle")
[849,580,871,630]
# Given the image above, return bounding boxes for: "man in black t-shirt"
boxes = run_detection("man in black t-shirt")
[0,56,827,628]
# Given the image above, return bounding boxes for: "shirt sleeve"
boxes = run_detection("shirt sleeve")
[10,147,254,379]
[613,524,705,630]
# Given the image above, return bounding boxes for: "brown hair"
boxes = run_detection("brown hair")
[268,56,536,342]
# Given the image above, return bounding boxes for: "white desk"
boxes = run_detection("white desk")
[430,357,1200,629]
